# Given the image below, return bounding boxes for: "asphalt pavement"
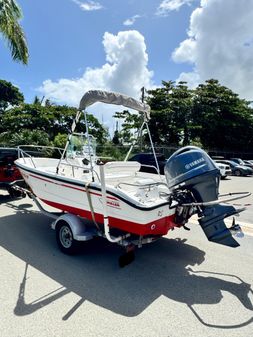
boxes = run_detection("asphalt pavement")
[0,176,253,337]
[219,175,253,234]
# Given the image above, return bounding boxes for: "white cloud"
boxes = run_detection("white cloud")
[156,0,196,15]
[39,30,153,117]
[176,71,200,88]
[172,38,196,63]
[172,0,253,100]
[123,15,141,26]
[72,0,103,12]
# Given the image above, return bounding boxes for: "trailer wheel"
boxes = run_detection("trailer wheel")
[56,221,80,255]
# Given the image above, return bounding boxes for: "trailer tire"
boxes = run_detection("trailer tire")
[56,221,81,255]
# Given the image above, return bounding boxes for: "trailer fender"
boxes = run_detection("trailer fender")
[52,213,93,241]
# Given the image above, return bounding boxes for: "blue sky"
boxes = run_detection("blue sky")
[0,0,197,103]
[1,0,253,111]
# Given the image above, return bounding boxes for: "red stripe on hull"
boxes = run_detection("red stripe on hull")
[30,173,118,200]
[41,198,176,236]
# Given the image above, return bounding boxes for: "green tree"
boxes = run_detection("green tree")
[53,133,67,149]
[0,79,24,111]
[33,95,42,105]
[114,110,142,144]
[112,130,120,145]
[192,79,253,151]
[0,129,50,146]
[83,112,108,144]
[147,81,194,146]
[0,102,108,146]
[0,0,28,64]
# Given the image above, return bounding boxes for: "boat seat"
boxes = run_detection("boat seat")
[135,178,156,186]
[103,161,141,178]
[58,162,85,178]
[44,167,58,174]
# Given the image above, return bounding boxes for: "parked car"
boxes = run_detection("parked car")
[230,158,253,169]
[214,162,232,179]
[216,159,253,176]
[128,153,166,174]
[241,160,253,169]
[0,147,24,196]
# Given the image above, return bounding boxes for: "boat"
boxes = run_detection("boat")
[15,90,249,265]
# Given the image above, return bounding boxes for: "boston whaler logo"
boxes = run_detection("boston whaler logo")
[107,200,121,209]
[99,197,121,209]
[185,157,205,170]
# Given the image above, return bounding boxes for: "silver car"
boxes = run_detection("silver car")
[215,162,232,179]
[216,160,253,176]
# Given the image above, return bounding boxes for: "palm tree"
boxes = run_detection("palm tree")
[0,0,28,64]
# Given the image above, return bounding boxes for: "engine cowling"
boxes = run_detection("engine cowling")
[165,146,242,248]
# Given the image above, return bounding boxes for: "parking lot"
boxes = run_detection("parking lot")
[0,175,253,337]
[219,175,253,226]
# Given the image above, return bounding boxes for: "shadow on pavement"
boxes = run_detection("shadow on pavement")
[0,207,252,328]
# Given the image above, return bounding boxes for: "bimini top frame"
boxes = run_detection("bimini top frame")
[79,90,151,120]
[56,90,160,178]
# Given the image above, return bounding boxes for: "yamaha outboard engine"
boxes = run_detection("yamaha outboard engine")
[165,146,243,247]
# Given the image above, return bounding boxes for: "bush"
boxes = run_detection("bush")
[53,133,68,148]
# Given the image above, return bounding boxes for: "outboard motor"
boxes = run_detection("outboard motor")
[165,146,243,247]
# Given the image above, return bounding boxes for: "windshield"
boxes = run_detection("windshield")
[231,158,244,165]
[237,159,245,165]
[67,133,96,159]
[228,160,240,167]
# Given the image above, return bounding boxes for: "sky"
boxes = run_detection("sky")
[1,0,253,128]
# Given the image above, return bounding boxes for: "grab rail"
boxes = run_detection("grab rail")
[58,161,100,181]
[17,145,64,169]
[139,164,160,174]
[18,147,37,168]
[17,145,102,181]
[181,192,251,207]
[117,181,169,189]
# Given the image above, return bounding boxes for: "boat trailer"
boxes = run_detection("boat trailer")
[11,182,249,268]
[11,184,164,267]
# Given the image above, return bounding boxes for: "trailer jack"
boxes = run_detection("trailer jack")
[119,244,135,268]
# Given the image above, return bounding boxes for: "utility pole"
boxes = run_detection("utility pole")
[140,87,145,151]
[141,87,145,103]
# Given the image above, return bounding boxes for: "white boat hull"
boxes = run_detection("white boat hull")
[17,159,176,237]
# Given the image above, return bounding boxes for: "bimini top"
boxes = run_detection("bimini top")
[79,90,151,120]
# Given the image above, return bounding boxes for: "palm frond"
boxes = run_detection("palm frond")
[0,0,28,64]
